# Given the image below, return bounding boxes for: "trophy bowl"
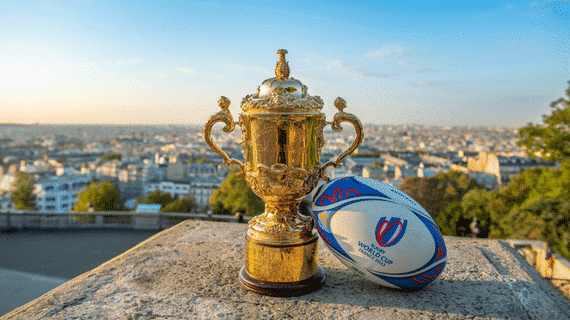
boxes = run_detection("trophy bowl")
[204,49,363,296]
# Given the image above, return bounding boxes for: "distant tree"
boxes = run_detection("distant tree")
[137,190,175,207]
[399,171,482,219]
[196,158,211,164]
[11,171,36,210]
[518,80,570,161]
[481,167,551,238]
[372,161,384,168]
[434,201,473,237]
[521,160,570,203]
[210,202,230,215]
[460,189,493,238]
[209,168,264,216]
[352,152,379,158]
[162,197,198,213]
[507,198,570,260]
[187,157,211,164]
[100,153,122,161]
[75,180,123,211]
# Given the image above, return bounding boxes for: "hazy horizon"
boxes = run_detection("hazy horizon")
[0,122,523,130]
[1,1,568,127]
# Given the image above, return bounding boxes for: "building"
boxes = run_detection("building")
[118,164,145,200]
[362,166,386,181]
[144,181,192,200]
[166,160,186,181]
[394,166,417,180]
[33,173,92,212]
[189,176,223,209]
[0,194,12,209]
[467,152,558,187]
[144,176,223,210]
[186,162,217,177]
[496,155,558,185]
[96,160,121,181]
[345,156,382,177]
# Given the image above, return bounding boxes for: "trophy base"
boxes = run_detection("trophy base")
[239,266,325,297]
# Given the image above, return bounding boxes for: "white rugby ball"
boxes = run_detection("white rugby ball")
[311,176,446,290]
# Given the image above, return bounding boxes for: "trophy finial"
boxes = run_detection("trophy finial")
[275,49,290,79]
[334,97,346,112]
[218,96,231,109]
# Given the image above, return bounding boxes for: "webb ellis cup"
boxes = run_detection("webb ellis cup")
[204,49,363,296]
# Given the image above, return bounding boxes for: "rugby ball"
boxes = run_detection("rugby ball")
[311,176,446,290]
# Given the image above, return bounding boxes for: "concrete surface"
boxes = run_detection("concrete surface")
[0,229,157,279]
[3,220,570,320]
[0,269,67,316]
[0,229,157,316]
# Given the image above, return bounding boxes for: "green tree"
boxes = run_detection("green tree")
[372,161,384,168]
[196,158,211,164]
[209,168,264,216]
[518,81,570,161]
[74,180,123,211]
[162,197,198,213]
[100,153,122,161]
[12,171,36,210]
[507,198,570,260]
[137,190,175,207]
[352,152,379,158]
[460,188,493,238]
[434,201,473,237]
[187,157,211,164]
[399,171,482,219]
[520,160,570,203]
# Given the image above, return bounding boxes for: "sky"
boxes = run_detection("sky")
[0,0,568,127]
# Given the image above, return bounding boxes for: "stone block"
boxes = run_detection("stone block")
[3,220,569,319]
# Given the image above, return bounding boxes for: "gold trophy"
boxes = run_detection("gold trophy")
[204,49,363,296]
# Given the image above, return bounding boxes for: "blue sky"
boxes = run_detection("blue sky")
[0,1,568,127]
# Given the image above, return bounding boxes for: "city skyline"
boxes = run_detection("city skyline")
[1,0,568,127]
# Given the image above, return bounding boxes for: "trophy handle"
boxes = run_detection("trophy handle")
[320,97,364,181]
[203,96,246,178]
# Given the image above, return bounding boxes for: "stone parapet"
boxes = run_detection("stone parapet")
[0,211,249,231]
[3,220,569,319]
[508,239,570,300]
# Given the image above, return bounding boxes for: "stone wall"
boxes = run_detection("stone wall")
[509,240,570,300]
[0,211,249,231]
[2,220,569,319]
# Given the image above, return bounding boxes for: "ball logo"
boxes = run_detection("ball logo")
[318,187,361,205]
[376,217,407,247]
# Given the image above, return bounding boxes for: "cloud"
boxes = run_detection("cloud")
[114,58,143,65]
[302,46,434,80]
[324,59,362,76]
[319,59,434,79]
[321,59,382,79]
[362,67,437,79]
[365,45,405,59]
[176,67,196,74]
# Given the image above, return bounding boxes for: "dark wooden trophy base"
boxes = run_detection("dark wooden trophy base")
[239,266,325,297]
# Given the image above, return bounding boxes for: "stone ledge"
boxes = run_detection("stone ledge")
[3,220,570,320]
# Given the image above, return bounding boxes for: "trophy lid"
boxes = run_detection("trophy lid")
[241,49,324,112]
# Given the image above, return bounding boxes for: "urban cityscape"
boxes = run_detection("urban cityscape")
[0,122,547,214]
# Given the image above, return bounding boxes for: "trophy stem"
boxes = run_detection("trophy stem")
[239,199,325,296]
